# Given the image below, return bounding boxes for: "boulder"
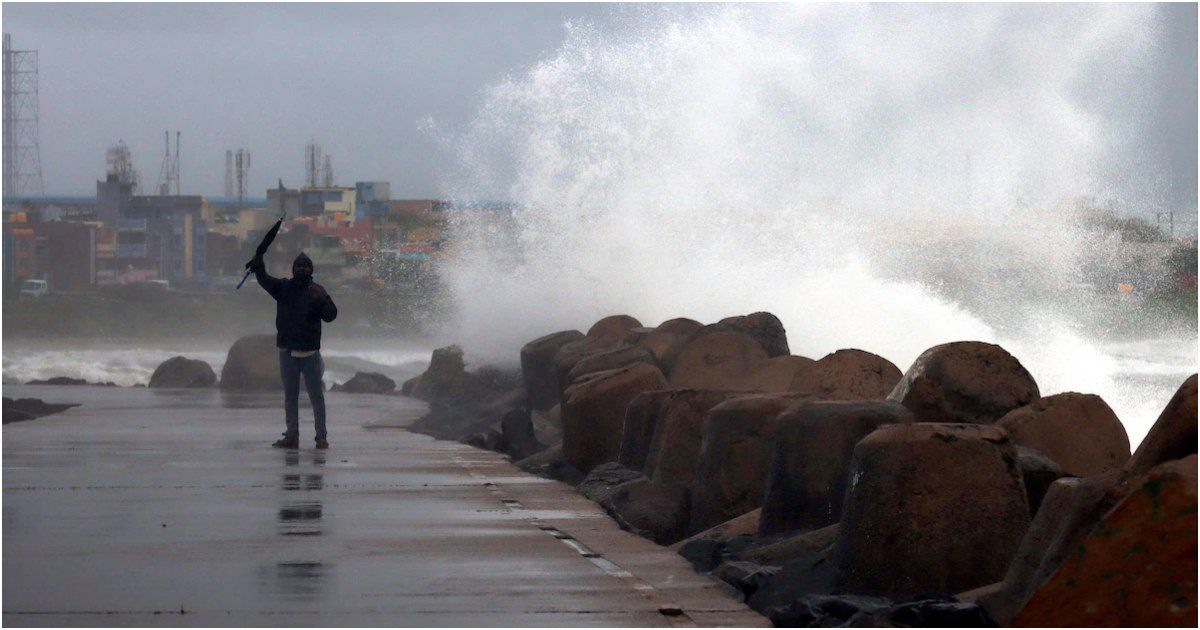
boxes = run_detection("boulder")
[755,594,891,628]
[997,392,1129,477]
[148,356,217,389]
[332,371,395,394]
[566,344,655,384]
[644,389,736,487]
[745,355,815,392]
[747,549,842,621]
[1014,455,1197,627]
[654,317,704,336]
[747,524,841,566]
[585,314,643,343]
[500,407,542,460]
[515,441,584,485]
[617,390,672,472]
[407,345,468,404]
[978,477,1083,625]
[551,336,627,395]
[219,334,281,390]
[561,363,668,473]
[836,423,1031,600]
[632,331,685,368]
[790,349,902,401]
[520,330,585,411]
[667,331,769,391]
[462,429,504,452]
[530,404,562,446]
[688,393,802,534]
[676,509,763,572]
[1014,445,1067,515]
[600,478,691,545]
[715,312,791,357]
[578,462,646,504]
[759,400,915,536]
[3,397,78,424]
[888,341,1039,424]
[1126,374,1197,476]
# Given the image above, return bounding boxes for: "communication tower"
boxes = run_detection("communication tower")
[3,33,44,195]
[305,140,322,188]
[321,155,334,187]
[155,130,181,195]
[223,150,234,198]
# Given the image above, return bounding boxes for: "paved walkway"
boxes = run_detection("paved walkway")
[2,384,766,627]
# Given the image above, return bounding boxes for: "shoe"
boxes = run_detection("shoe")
[273,437,299,449]
[314,438,329,450]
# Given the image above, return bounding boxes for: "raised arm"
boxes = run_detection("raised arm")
[249,255,285,300]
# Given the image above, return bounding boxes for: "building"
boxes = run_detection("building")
[355,181,390,221]
[300,187,357,223]
[35,221,97,292]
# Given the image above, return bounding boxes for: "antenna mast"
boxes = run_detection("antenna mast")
[3,33,44,195]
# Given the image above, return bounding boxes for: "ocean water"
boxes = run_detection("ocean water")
[1,343,434,391]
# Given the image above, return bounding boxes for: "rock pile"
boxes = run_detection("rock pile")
[401,312,1196,628]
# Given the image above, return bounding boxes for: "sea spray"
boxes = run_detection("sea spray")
[436,4,1191,443]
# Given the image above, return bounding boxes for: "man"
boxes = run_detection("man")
[250,251,338,449]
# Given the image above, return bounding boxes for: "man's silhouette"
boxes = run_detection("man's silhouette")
[250,251,338,449]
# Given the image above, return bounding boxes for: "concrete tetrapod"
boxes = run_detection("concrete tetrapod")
[561,362,667,474]
[835,423,1030,600]
[757,400,915,537]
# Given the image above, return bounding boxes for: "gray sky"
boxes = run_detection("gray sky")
[3,3,1196,212]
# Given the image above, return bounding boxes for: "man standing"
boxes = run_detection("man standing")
[250,251,338,449]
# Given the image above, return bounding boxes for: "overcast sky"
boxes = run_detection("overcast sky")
[3,3,1196,212]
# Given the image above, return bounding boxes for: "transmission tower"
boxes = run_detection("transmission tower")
[3,33,44,195]
[304,140,322,188]
[234,149,251,206]
[321,155,334,187]
[155,130,181,195]
[223,150,234,198]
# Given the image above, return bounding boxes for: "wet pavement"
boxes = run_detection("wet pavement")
[2,385,766,627]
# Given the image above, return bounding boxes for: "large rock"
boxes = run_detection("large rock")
[561,363,667,473]
[520,330,585,411]
[578,462,644,504]
[714,312,791,357]
[978,477,1084,625]
[687,394,802,534]
[654,317,704,336]
[499,407,542,460]
[836,423,1031,600]
[407,345,468,404]
[888,341,1040,424]
[676,509,762,572]
[667,331,769,391]
[3,397,78,424]
[585,314,643,343]
[1014,445,1067,516]
[617,390,672,472]
[1126,374,1197,476]
[600,478,691,545]
[745,355,815,393]
[515,441,584,485]
[997,392,1129,477]
[1014,455,1197,627]
[219,334,281,390]
[758,400,915,537]
[643,389,736,487]
[790,349,902,401]
[148,356,217,389]
[333,371,395,394]
[566,344,655,384]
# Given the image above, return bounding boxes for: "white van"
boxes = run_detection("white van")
[19,279,48,298]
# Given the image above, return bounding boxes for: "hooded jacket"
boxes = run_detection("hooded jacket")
[252,252,338,351]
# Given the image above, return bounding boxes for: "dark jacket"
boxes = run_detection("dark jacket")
[253,265,338,352]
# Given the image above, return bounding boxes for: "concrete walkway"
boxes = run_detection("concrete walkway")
[2,384,766,627]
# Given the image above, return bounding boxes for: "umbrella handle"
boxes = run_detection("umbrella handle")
[235,267,252,290]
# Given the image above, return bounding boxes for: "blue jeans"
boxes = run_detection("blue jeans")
[279,350,327,441]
